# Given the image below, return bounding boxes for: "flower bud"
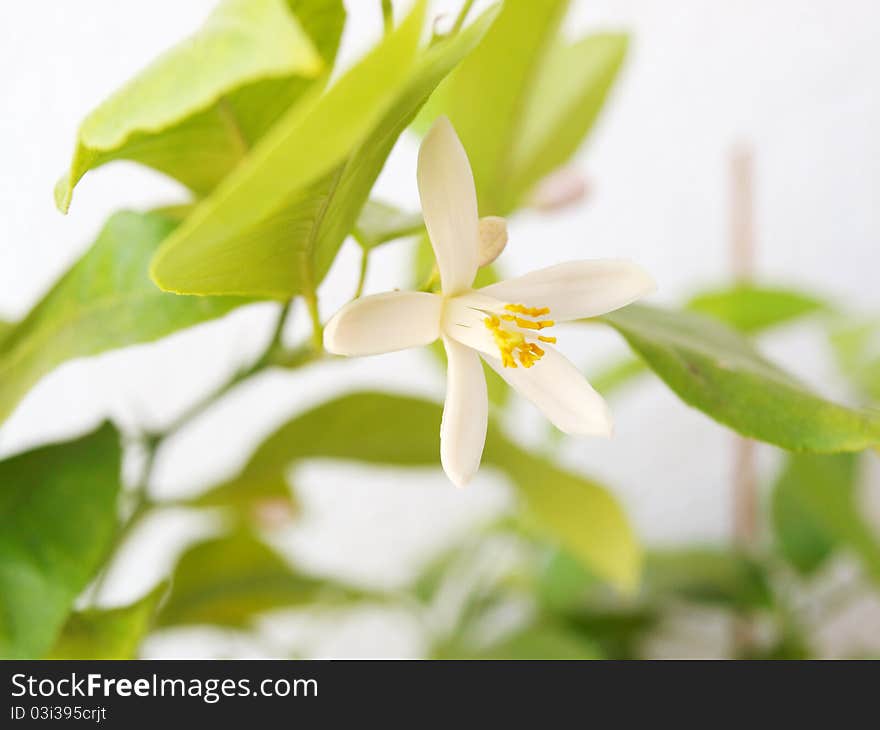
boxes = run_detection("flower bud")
[529,166,589,212]
[478,216,508,267]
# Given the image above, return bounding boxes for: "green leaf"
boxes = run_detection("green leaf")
[509,33,628,204]
[603,304,880,452]
[0,211,245,425]
[454,623,603,660]
[644,549,772,610]
[830,318,880,403]
[212,391,640,591]
[0,319,12,346]
[417,0,571,214]
[0,423,122,659]
[157,531,360,628]
[492,444,640,593]
[688,284,828,334]
[151,3,499,300]
[149,0,432,298]
[590,285,830,398]
[353,199,424,250]
[771,452,880,580]
[590,356,648,398]
[47,583,167,660]
[56,0,338,212]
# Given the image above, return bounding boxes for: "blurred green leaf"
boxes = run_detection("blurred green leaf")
[0,424,122,659]
[830,318,880,403]
[603,304,880,452]
[57,0,338,212]
[157,531,361,628]
[688,284,828,334]
[212,391,639,591]
[510,33,627,205]
[354,199,424,250]
[417,0,572,214]
[48,582,167,659]
[152,1,498,299]
[644,548,772,610]
[0,211,245,425]
[0,319,12,346]
[771,452,880,581]
[590,357,648,398]
[450,623,603,660]
[493,445,640,593]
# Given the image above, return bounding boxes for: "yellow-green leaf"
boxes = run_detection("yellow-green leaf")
[56,0,337,212]
[0,424,122,659]
[0,211,246,426]
[417,0,570,214]
[688,284,828,334]
[354,199,424,250]
[151,2,499,299]
[510,33,628,205]
[209,391,639,591]
[48,583,168,660]
[157,531,361,628]
[603,304,880,452]
[149,1,426,297]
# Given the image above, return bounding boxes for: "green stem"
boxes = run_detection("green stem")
[88,301,302,607]
[381,0,393,34]
[304,289,324,352]
[451,0,476,34]
[419,266,441,293]
[354,246,369,300]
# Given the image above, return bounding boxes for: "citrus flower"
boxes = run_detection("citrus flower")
[324,117,655,487]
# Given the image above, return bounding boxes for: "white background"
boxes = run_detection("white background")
[1,1,878,656]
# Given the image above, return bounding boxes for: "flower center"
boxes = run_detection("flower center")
[484,304,556,368]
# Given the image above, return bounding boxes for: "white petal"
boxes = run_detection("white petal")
[479,260,655,322]
[441,336,488,488]
[485,348,612,437]
[418,117,479,295]
[323,291,441,356]
[441,293,502,356]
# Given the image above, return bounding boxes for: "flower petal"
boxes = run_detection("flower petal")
[441,293,502,356]
[485,347,612,436]
[324,291,441,356]
[441,336,488,487]
[479,260,655,322]
[417,117,479,295]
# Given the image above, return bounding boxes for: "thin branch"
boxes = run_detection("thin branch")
[451,0,476,34]
[381,0,393,35]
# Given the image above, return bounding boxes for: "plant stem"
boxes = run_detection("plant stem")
[419,266,441,293]
[88,300,306,607]
[381,0,393,35]
[451,0,476,34]
[304,289,324,352]
[354,246,369,300]
[89,445,157,604]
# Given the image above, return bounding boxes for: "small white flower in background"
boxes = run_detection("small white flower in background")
[324,117,655,488]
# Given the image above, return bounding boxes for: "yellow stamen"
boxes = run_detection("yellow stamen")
[504,304,551,317]
[513,316,554,330]
[484,302,555,368]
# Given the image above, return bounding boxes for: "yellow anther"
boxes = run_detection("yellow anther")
[513,317,554,330]
[504,303,551,317]
[484,302,555,368]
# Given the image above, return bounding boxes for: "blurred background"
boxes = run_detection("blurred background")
[1,0,878,657]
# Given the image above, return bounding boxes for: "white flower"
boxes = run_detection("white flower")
[324,117,655,487]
